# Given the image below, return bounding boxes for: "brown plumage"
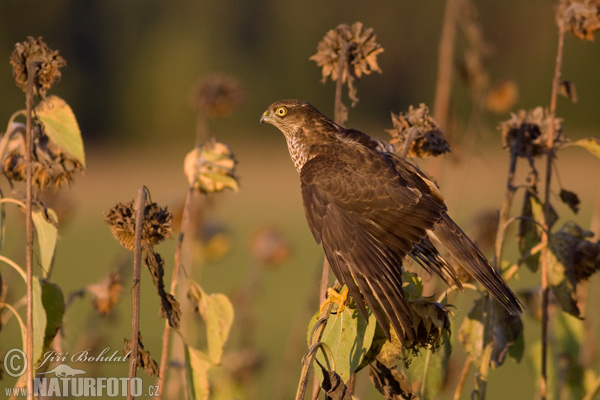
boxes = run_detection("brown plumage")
[260,99,522,343]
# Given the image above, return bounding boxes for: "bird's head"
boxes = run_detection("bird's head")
[260,99,327,139]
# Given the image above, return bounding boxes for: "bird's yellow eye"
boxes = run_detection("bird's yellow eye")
[275,106,288,117]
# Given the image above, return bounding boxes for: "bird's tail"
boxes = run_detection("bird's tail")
[429,213,523,314]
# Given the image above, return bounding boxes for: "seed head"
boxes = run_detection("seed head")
[386,104,450,158]
[190,74,245,117]
[105,201,172,251]
[184,139,238,193]
[2,124,84,190]
[499,107,564,158]
[557,0,600,41]
[9,37,66,97]
[310,22,384,105]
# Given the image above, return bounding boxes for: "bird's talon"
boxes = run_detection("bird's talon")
[319,286,349,315]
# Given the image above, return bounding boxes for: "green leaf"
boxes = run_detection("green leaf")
[185,345,211,400]
[32,279,65,366]
[405,335,451,400]
[402,270,424,300]
[548,233,581,318]
[458,297,523,368]
[189,283,235,365]
[307,306,377,383]
[40,280,65,354]
[32,208,58,274]
[566,137,600,159]
[518,190,542,272]
[32,278,47,366]
[34,95,85,166]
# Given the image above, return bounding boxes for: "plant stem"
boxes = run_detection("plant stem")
[539,25,565,400]
[453,356,472,400]
[295,282,341,400]
[0,255,27,283]
[433,0,459,134]
[24,60,36,398]
[156,186,194,398]
[128,187,147,400]
[334,43,351,126]
[494,126,524,268]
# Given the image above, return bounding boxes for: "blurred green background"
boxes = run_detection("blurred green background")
[1,0,599,399]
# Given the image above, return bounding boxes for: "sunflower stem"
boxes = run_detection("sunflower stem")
[539,24,565,400]
[128,187,147,400]
[334,43,351,126]
[156,186,194,399]
[295,282,341,400]
[24,59,36,398]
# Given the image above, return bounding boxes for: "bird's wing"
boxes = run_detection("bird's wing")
[300,148,447,341]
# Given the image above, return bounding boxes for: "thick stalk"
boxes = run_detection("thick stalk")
[333,43,351,126]
[128,187,147,400]
[295,282,342,400]
[539,26,564,400]
[156,186,194,398]
[24,60,36,397]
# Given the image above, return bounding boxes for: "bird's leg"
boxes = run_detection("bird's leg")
[319,286,349,315]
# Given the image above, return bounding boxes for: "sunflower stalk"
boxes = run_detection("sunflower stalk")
[24,59,36,398]
[156,186,193,399]
[128,187,147,400]
[539,23,565,400]
[334,42,352,126]
[295,282,341,400]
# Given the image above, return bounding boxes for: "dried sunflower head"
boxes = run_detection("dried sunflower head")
[105,200,172,251]
[310,22,384,105]
[9,37,66,97]
[190,74,245,118]
[386,104,450,158]
[184,138,238,193]
[408,298,451,351]
[251,226,292,268]
[1,124,84,190]
[485,80,519,114]
[87,271,123,315]
[499,107,564,158]
[557,0,600,41]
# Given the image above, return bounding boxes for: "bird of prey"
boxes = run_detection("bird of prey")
[260,99,523,343]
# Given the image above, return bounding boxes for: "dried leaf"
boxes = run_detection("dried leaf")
[548,228,582,317]
[558,80,578,103]
[123,332,159,377]
[485,80,519,113]
[87,271,123,315]
[316,361,353,400]
[369,361,417,400]
[144,250,181,328]
[559,189,580,213]
[184,139,238,193]
[518,190,543,272]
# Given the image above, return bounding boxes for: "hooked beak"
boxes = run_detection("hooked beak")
[259,110,270,125]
